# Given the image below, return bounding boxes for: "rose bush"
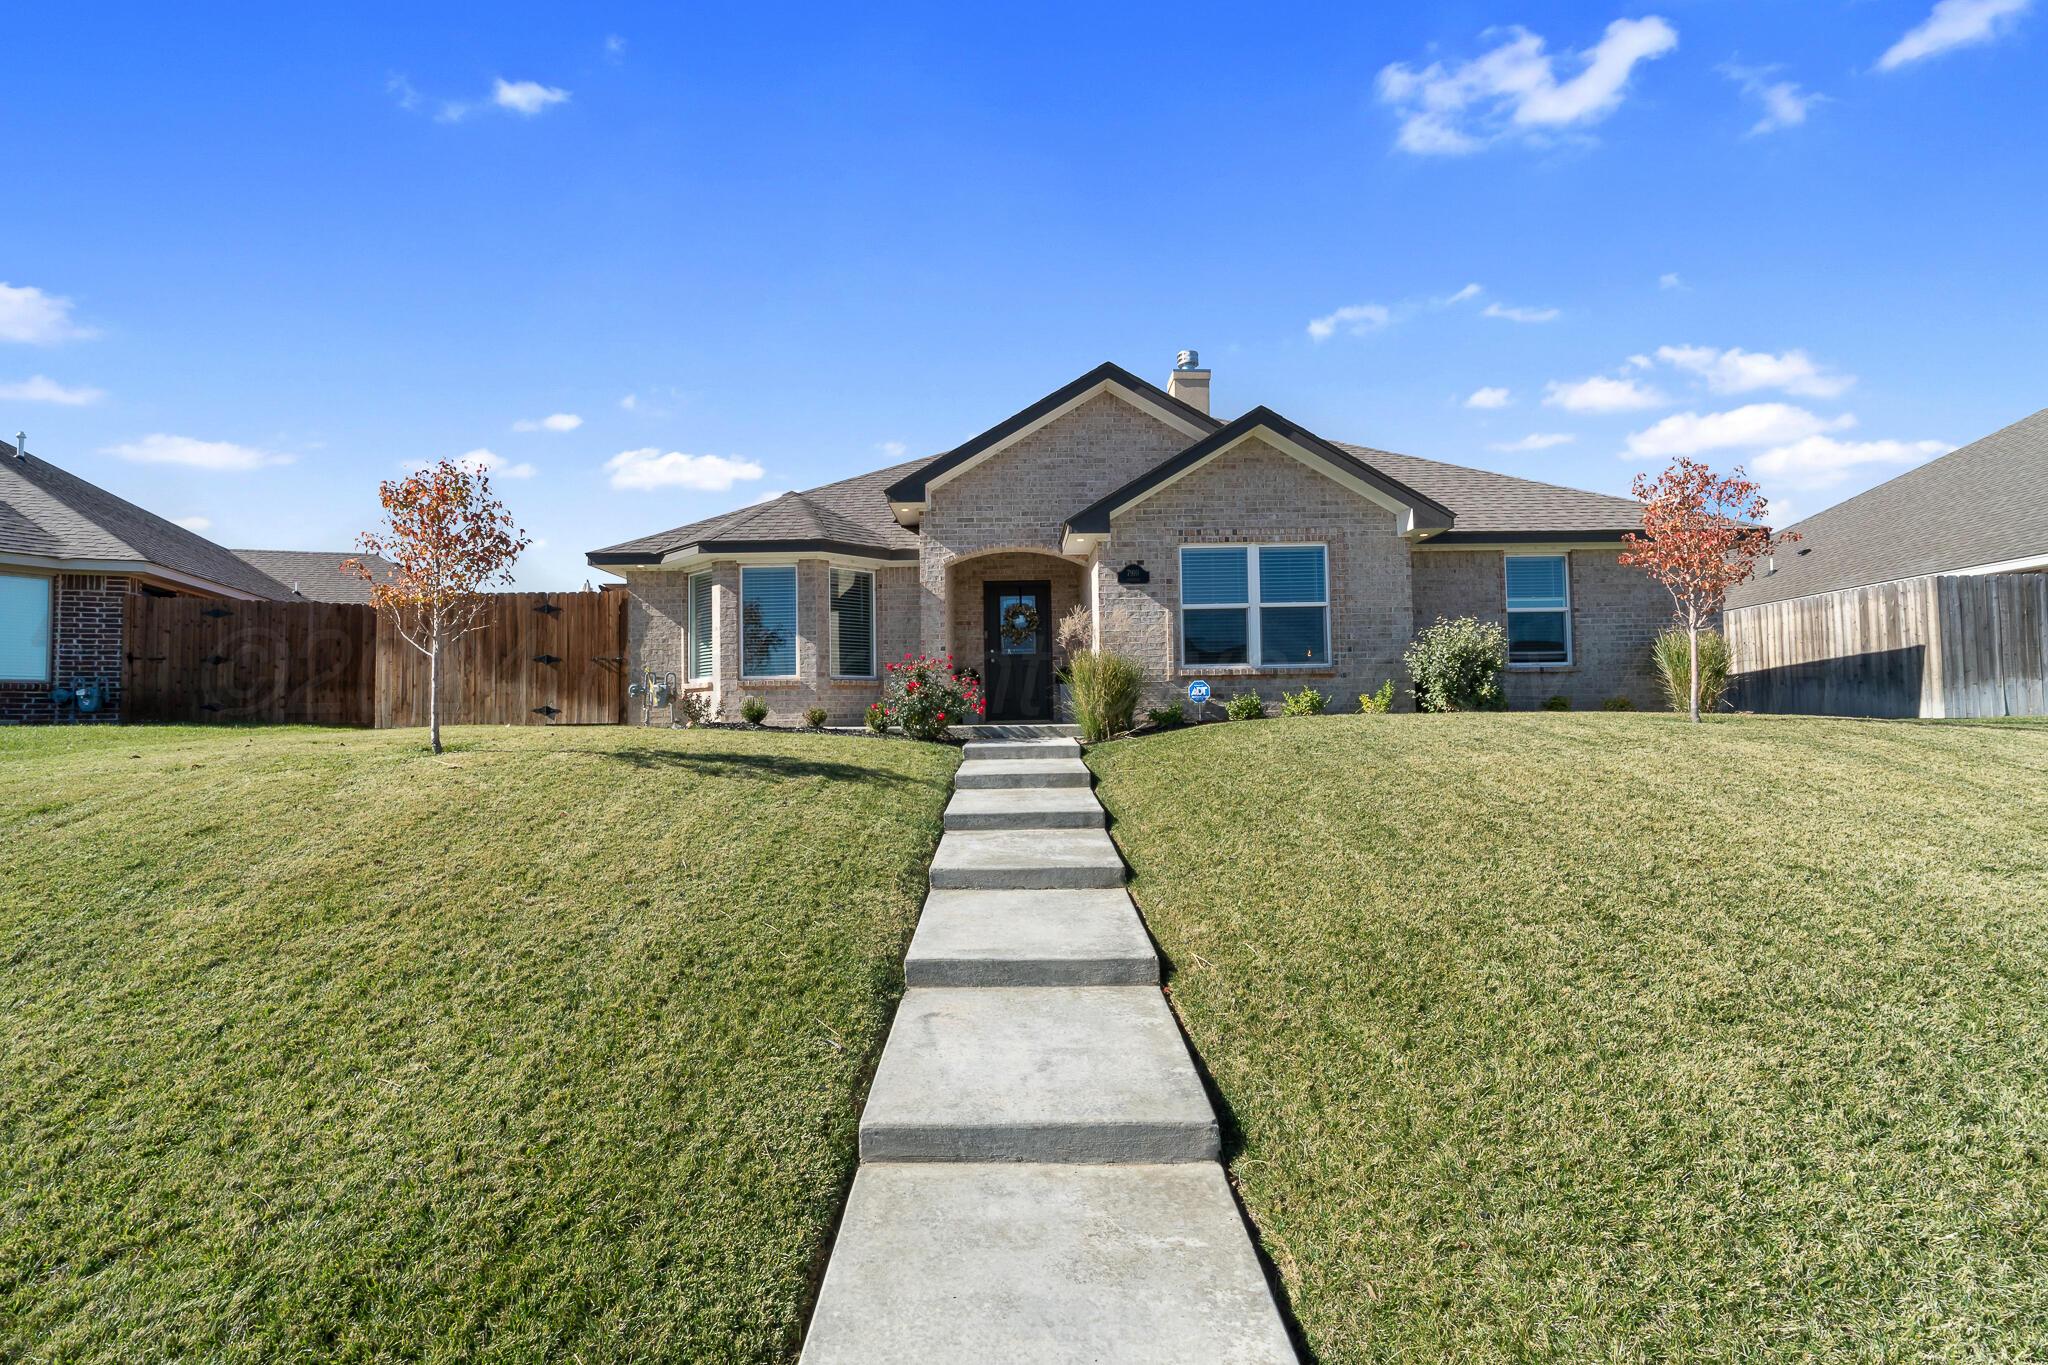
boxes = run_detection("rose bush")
[879,653,985,741]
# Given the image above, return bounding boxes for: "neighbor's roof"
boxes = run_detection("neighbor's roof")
[0,440,293,598]
[1726,406,2048,610]
[231,549,397,604]
[587,457,928,566]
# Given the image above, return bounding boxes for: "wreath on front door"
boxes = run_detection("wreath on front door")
[1000,601,1040,648]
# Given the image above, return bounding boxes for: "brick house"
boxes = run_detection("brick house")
[588,357,1672,723]
[0,436,391,723]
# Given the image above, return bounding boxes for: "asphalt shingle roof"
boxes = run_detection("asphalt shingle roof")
[1726,406,2048,610]
[230,549,397,604]
[589,457,927,563]
[0,440,294,598]
[1336,444,1645,535]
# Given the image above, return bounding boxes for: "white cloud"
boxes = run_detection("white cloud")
[1483,301,1560,324]
[512,412,582,432]
[1723,64,1825,135]
[1307,303,1392,340]
[493,78,571,116]
[877,440,909,458]
[450,447,537,479]
[1490,433,1576,452]
[1655,344,1854,398]
[1659,272,1684,290]
[105,433,292,471]
[1544,375,1668,413]
[0,374,104,405]
[604,34,627,58]
[1626,403,1855,458]
[1465,386,1512,409]
[0,282,96,345]
[618,393,639,411]
[1753,435,1952,489]
[1443,282,1483,305]
[1377,16,1679,155]
[174,515,212,532]
[1879,0,2032,70]
[605,448,765,492]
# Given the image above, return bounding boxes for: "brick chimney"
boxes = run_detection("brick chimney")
[1167,349,1210,415]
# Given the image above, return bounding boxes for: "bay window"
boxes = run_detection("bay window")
[1179,544,1329,668]
[741,565,798,678]
[830,568,875,679]
[1504,554,1571,666]
[686,571,713,680]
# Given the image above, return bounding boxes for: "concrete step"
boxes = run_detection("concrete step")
[953,758,1092,790]
[928,829,1124,890]
[943,786,1105,831]
[800,1162,1296,1364]
[961,737,1083,763]
[949,722,1081,741]
[860,987,1218,1163]
[906,889,1157,987]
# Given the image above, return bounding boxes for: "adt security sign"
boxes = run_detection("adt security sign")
[1187,679,1212,705]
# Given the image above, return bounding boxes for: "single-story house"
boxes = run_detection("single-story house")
[1725,405,2047,718]
[0,435,391,723]
[589,357,1672,723]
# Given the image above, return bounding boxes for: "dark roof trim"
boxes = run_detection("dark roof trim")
[1063,407,1457,539]
[1417,528,1638,546]
[588,537,920,567]
[883,362,1221,506]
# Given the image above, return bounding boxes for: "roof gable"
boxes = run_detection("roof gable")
[882,362,1219,520]
[1060,408,1457,551]
[587,457,925,567]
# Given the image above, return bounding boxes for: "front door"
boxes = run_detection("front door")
[982,580,1054,722]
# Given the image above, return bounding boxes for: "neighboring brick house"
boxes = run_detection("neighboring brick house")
[590,358,1671,722]
[0,436,391,724]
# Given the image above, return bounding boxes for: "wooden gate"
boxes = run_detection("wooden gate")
[123,591,625,727]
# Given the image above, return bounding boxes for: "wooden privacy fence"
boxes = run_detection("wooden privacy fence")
[1726,572,2048,718]
[124,591,626,727]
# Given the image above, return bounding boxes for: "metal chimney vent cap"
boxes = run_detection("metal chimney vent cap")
[1174,349,1201,371]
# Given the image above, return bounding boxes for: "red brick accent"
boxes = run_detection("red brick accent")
[0,573,129,724]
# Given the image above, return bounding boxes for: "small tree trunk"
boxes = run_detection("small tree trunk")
[429,620,443,754]
[1688,620,1701,725]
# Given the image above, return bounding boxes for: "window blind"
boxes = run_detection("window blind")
[831,568,875,677]
[741,566,798,677]
[688,572,713,679]
[1257,546,1326,604]
[0,574,52,683]
[1181,547,1248,605]
[1505,556,1568,610]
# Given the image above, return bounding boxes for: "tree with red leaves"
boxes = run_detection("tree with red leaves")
[347,459,531,753]
[1619,458,1796,723]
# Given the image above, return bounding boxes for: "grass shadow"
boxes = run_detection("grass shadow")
[595,746,924,786]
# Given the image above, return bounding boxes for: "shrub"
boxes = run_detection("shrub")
[1542,694,1571,712]
[1602,696,1636,711]
[1358,680,1396,714]
[1067,648,1145,742]
[1225,691,1265,721]
[881,653,984,741]
[1278,686,1327,717]
[1403,616,1507,713]
[864,700,889,735]
[739,695,769,726]
[1651,627,1732,715]
[675,691,711,727]
[1146,701,1185,729]
[802,706,829,730]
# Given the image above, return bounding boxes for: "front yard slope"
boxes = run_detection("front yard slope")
[1089,713,2048,1362]
[0,725,956,1363]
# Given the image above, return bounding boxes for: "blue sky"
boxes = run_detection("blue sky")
[3,1,2042,588]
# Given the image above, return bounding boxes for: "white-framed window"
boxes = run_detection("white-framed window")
[740,565,798,678]
[830,567,876,679]
[686,571,713,681]
[0,572,53,683]
[1504,554,1571,666]
[1179,544,1329,668]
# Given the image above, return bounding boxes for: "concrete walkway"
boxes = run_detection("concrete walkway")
[801,734,1295,1362]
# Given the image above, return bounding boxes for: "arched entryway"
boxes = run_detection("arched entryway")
[945,549,1085,723]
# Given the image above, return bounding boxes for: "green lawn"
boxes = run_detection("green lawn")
[1089,713,2048,1362]
[0,724,956,1363]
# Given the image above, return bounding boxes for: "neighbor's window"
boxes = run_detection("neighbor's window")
[686,571,713,680]
[741,565,798,678]
[1504,555,1571,665]
[1179,544,1329,668]
[831,568,875,678]
[0,573,53,683]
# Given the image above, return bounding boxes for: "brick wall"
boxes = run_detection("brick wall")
[1409,549,1670,709]
[1093,437,1416,713]
[0,572,128,724]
